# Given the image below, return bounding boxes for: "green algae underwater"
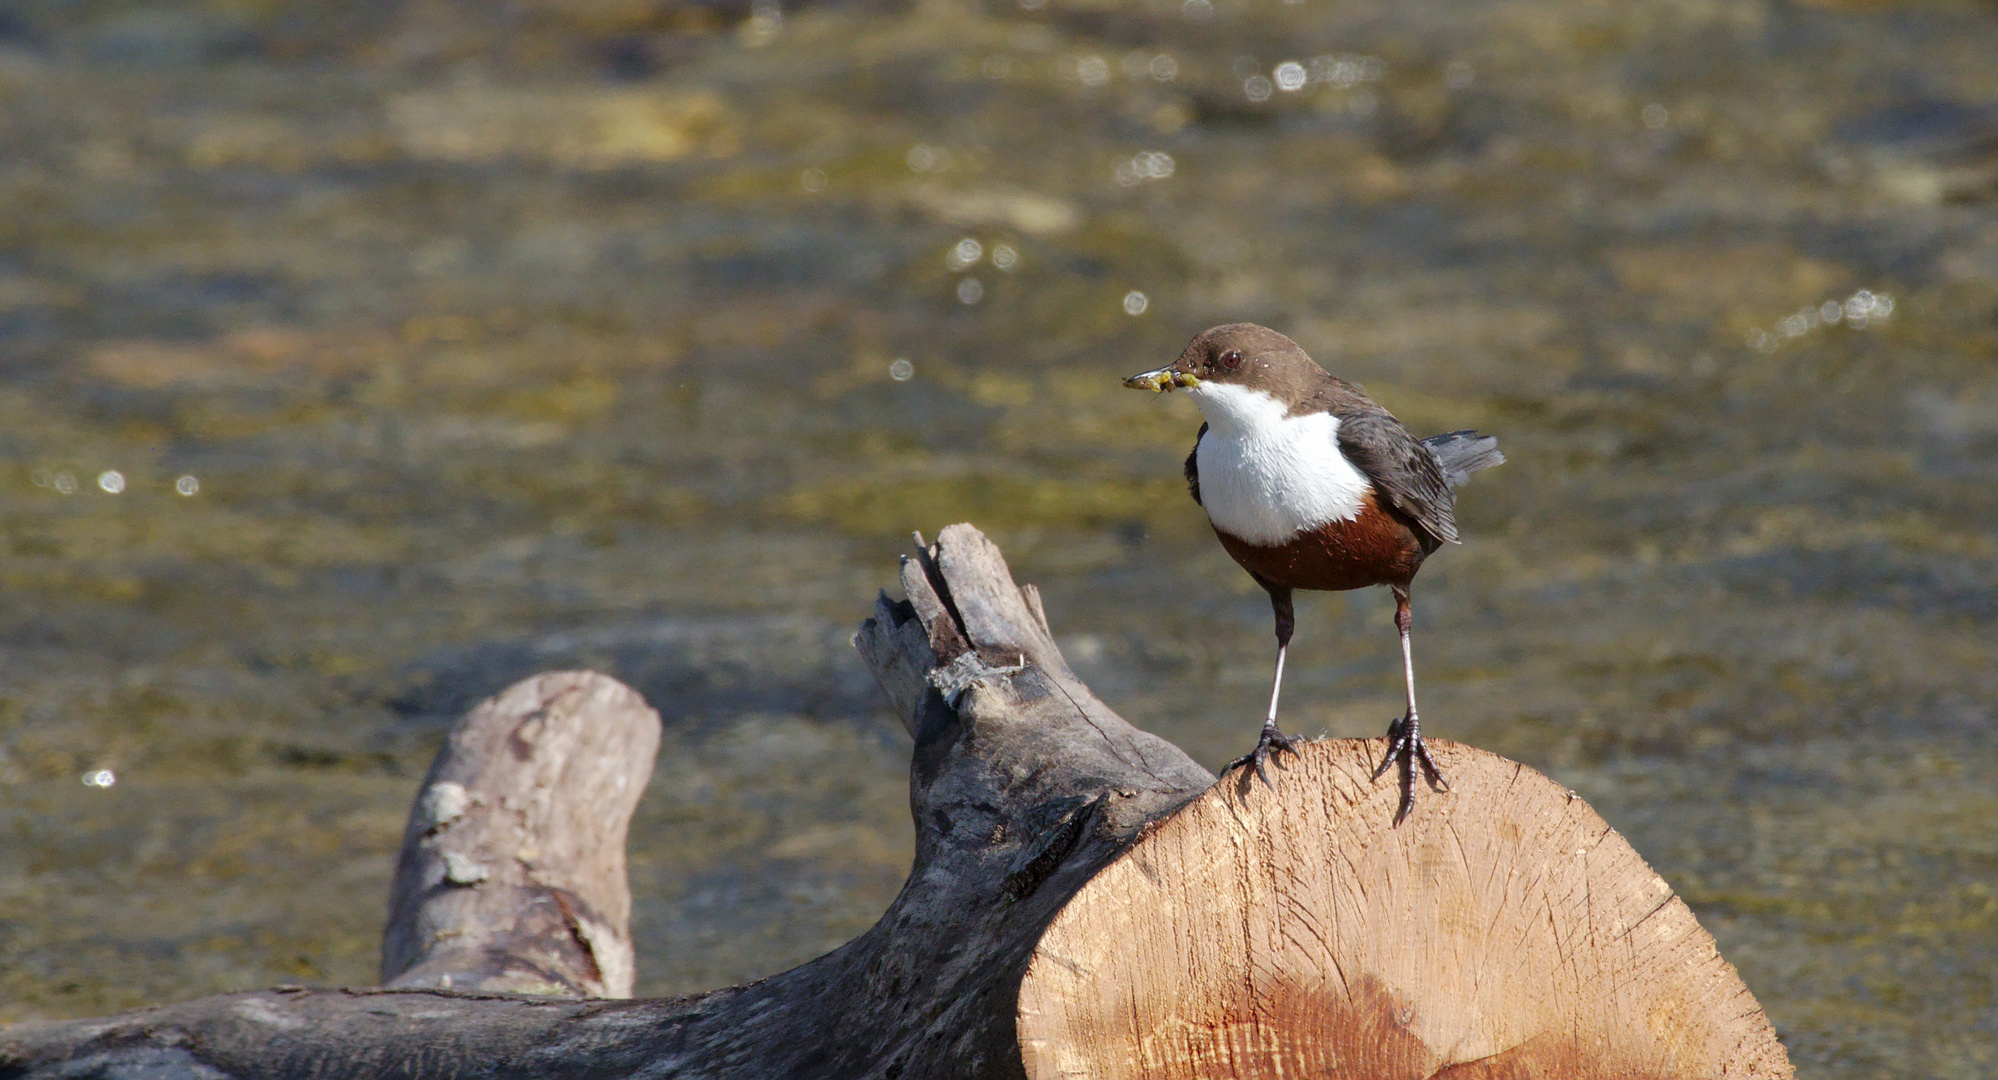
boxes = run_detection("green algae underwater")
[2,0,1996,1075]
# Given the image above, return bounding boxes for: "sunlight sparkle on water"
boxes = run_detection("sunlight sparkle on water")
[82,769,115,788]
[1312,55,1386,88]
[889,359,914,381]
[1745,290,1895,352]
[957,278,984,304]
[949,238,983,270]
[740,0,781,47]
[1124,291,1149,316]
[1274,62,1308,93]
[992,244,1019,271]
[1116,152,1176,187]
[907,145,952,172]
[97,470,124,494]
[176,475,200,496]
[1244,76,1273,103]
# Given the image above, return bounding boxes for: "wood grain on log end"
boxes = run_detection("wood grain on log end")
[1019,738,1794,1079]
[379,670,660,998]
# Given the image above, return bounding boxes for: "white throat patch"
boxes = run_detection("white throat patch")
[1188,381,1372,546]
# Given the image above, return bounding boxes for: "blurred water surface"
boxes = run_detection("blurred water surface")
[2,0,1996,1074]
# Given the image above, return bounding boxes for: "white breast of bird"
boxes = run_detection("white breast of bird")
[1191,381,1372,546]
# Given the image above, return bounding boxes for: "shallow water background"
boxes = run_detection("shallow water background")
[2,0,1996,1073]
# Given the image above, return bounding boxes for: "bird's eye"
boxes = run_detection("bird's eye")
[1220,349,1243,370]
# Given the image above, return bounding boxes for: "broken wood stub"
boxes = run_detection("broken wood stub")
[1018,739,1792,1079]
[379,670,660,997]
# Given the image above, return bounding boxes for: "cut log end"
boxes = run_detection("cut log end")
[1018,738,1794,1079]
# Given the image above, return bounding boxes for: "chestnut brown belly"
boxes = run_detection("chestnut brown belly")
[1213,494,1425,592]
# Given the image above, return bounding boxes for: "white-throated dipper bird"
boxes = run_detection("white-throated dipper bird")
[1125,323,1502,822]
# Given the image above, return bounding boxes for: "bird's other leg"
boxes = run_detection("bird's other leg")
[1372,585,1447,822]
[1227,577,1303,786]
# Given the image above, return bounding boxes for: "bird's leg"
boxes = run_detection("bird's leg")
[1372,585,1447,822]
[1227,579,1303,786]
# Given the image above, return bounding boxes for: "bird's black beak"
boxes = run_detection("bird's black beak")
[1123,365,1199,393]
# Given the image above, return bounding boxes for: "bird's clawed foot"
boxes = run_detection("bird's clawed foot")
[1227,723,1304,787]
[1372,713,1448,824]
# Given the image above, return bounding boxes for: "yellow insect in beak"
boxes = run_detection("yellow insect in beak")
[1122,366,1200,392]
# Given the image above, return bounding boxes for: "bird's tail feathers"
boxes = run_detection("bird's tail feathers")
[1423,430,1504,487]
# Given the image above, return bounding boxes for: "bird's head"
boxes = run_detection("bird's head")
[1122,323,1317,397]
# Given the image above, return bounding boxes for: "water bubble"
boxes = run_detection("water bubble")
[1077,55,1110,87]
[1150,54,1178,81]
[1780,313,1810,338]
[1274,62,1308,92]
[31,468,49,487]
[54,472,76,495]
[889,359,914,381]
[97,470,125,494]
[1642,103,1669,130]
[176,475,200,496]
[983,55,1011,79]
[1445,60,1474,89]
[1123,290,1149,316]
[1181,0,1214,22]
[949,238,984,269]
[1820,300,1842,324]
[1244,76,1273,103]
[82,769,116,788]
[800,167,828,193]
[957,278,985,304]
[992,244,1020,271]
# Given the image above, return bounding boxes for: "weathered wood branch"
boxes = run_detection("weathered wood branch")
[0,524,1793,1079]
[381,671,660,998]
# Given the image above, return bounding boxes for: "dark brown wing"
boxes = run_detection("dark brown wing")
[1334,409,1458,552]
[1183,422,1207,506]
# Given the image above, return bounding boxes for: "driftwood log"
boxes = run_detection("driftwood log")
[0,524,1794,1079]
